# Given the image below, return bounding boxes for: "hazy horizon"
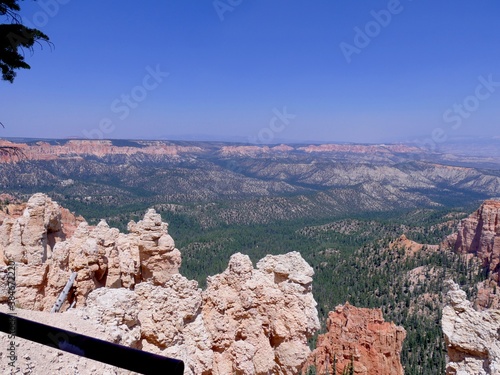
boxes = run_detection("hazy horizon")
[1,1,499,146]
[4,133,500,147]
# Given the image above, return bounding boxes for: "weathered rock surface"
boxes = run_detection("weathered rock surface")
[453,200,500,271]
[80,287,143,347]
[447,199,500,309]
[0,193,65,265]
[442,280,500,375]
[134,275,213,375]
[303,303,406,375]
[127,209,181,285]
[202,252,320,375]
[0,194,320,374]
[0,194,180,310]
[84,252,320,375]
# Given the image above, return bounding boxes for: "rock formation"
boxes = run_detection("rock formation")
[452,200,500,272]
[202,252,320,374]
[74,252,320,375]
[0,196,180,310]
[0,193,408,374]
[303,303,406,375]
[0,193,320,374]
[127,209,181,285]
[446,199,500,309]
[0,193,25,221]
[0,193,67,265]
[442,280,500,375]
[390,234,439,255]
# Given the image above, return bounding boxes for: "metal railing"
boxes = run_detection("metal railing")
[0,312,184,374]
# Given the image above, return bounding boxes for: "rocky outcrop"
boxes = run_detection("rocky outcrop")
[0,194,180,310]
[303,303,406,375]
[133,275,212,375]
[0,193,66,265]
[78,252,320,375]
[0,194,320,374]
[442,280,500,374]
[447,199,500,309]
[453,200,500,271]
[390,234,439,255]
[202,252,320,374]
[127,209,181,285]
[0,194,84,309]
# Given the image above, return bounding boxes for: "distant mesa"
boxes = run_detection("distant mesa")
[0,138,425,162]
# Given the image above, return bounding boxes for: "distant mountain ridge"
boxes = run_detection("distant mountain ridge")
[3,137,500,164]
[0,138,499,227]
[0,138,424,159]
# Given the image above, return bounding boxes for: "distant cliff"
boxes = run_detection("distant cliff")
[446,199,500,309]
[0,139,423,161]
[0,139,204,161]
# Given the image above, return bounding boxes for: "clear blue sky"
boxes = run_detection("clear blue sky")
[1,0,499,144]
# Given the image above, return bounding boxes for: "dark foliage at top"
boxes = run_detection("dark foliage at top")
[0,0,50,82]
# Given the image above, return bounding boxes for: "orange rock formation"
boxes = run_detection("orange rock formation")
[448,199,500,308]
[303,303,406,375]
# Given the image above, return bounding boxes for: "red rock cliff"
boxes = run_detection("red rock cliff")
[450,199,500,308]
[303,303,406,375]
[453,200,500,269]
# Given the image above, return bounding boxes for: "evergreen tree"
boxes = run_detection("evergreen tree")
[1,0,50,83]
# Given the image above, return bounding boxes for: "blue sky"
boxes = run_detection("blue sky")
[1,0,499,144]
